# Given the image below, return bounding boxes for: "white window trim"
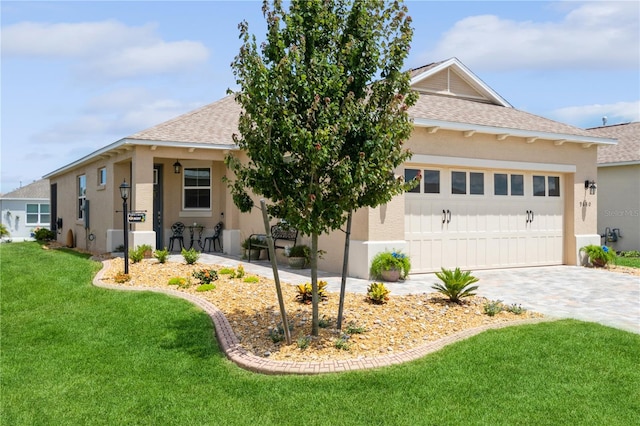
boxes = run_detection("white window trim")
[26,203,50,225]
[181,163,212,211]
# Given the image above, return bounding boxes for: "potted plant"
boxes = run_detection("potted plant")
[286,244,310,269]
[581,244,616,267]
[369,249,411,282]
[242,237,264,260]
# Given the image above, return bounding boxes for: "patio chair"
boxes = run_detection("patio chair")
[169,222,185,251]
[203,221,223,252]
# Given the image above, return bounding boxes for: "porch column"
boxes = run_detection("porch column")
[130,148,156,249]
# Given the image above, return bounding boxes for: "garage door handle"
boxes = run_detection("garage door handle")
[442,210,446,224]
[447,209,451,223]
[530,211,534,222]
[526,210,530,223]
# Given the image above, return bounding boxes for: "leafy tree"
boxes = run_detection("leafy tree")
[227,0,417,335]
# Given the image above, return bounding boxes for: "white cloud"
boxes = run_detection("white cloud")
[423,1,639,71]
[551,100,640,127]
[2,20,209,79]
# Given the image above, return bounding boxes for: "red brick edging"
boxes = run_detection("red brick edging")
[93,260,552,375]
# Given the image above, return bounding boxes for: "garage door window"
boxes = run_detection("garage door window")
[451,171,466,194]
[470,172,484,195]
[494,173,523,196]
[424,170,440,193]
[404,169,421,193]
[548,176,560,197]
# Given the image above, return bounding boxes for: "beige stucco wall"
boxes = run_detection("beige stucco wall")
[598,164,640,252]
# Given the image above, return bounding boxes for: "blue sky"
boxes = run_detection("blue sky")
[1,0,638,193]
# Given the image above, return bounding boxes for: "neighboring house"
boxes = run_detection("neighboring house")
[587,122,639,252]
[0,179,51,241]
[44,58,615,277]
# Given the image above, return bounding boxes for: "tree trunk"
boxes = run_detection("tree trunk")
[336,211,352,330]
[311,233,319,336]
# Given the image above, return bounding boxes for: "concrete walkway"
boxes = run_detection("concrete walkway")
[190,253,639,334]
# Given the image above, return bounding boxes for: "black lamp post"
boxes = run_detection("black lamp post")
[119,180,130,274]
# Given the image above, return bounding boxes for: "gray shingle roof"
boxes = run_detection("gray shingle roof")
[127,95,240,145]
[587,122,640,164]
[125,91,600,147]
[410,93,598,137]
[1,179,50,199]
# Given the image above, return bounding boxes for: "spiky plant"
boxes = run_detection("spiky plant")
[432,267,479,304]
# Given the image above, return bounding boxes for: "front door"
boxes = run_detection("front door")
[153,165,163,248]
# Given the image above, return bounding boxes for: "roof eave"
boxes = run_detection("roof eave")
[43,138,240,179]
[412,118,618,146]
[597,160,640,167]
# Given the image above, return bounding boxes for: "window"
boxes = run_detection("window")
[511,174,524,196]
[495,173,523,196]
[78,175,86,219]
[183,168,211,209]
[470,172,484,195]
[533,175,546,196]
[494,173,508,195]
[26,204,50,225]
[548,176,560,197]
[451,171,466,194]
[424,170,440,194]
[98,168,107,186]
[404,169,420,193]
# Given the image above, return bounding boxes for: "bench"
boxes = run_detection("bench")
[248,222,298,262]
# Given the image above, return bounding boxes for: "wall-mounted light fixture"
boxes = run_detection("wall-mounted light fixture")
[585,180,596,195]
[173,160,182,174]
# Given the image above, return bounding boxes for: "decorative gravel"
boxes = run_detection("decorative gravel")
[99,258,545,362]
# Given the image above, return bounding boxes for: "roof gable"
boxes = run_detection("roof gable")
[409,57,511,107]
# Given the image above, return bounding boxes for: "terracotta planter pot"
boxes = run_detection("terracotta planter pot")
[591,257,606,267]
[246,249,262,260]
[380,268,401,282]
[288,257,307,269]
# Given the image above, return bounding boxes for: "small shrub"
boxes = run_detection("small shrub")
[367,282,390,304]
[138,244,153,257]
[334,335,350,351]
[268,323,292,343]
[114,272,130,283]
[235,264,245,278]
[114,244,125,252]
[0,223,9,238]
[620,250,640,257]
[154,248,169,263]
[181,248,200,265]
[193,269,218,284]
[483,300,504,317]
[243,276,259,283]
[196,283,216,292]
[345,321,367,334]
[432,267,479,304]
[296,335,311,350]
[168,277,186,286]
[295,280,328,303]
[318,316,331,328]
[218,267,236,275]
[33,228,55,241]
[129,246,145,264]
[506,303,526,315]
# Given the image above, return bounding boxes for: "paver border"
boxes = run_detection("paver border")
[93,260,554,375]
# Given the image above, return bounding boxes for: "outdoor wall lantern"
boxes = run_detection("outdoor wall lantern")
[585,180,596,195]
[119,179,130,274]
[173,160,182,174]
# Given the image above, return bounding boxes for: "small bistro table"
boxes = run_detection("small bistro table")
[187,224,206,250]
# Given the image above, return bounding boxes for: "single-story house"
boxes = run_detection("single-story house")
[44,58,616,278]
[586,122,639,252]
[0,179,51,241]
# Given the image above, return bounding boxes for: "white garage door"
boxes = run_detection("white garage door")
[405,167,564,273]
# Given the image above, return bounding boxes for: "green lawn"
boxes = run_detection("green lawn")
[615,255,640,268]
[2,242,639,425]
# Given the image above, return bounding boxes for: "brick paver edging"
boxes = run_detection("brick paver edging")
[94,261,553,375]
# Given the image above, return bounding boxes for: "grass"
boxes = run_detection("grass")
[2,242,640,425]
[615,255,640,268]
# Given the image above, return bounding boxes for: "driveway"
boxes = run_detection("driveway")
[194,254,640,334]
